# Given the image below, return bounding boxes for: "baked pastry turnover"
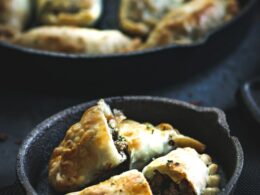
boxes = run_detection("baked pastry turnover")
[143,0,239,48]
[36,0,102,27]
[118,120,205,170]
[13,26,140,54]
[143,147,221,195]
[119,0,188,36]
[67,170,153,195]
[48,100,127,192]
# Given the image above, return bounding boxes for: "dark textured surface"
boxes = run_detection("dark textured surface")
[17,97,243,195]
[0,3,260,195]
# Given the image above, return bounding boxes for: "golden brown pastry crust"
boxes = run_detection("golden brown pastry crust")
[13,26,139,54]
[143,0,239,48]
[119,0,187,36]
[67,170,153,195]
[143,148,221,195]
[37,0,102,27]
[48,100,127,192]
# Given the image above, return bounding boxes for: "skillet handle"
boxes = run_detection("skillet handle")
[239,77,260,125]
[0,181,25,195]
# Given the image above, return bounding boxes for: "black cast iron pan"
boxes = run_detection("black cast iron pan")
[2,96,243,194]
[0,0,257,88]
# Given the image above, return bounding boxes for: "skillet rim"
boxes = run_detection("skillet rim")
[16,96,244,195]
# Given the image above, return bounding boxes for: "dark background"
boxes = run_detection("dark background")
[0,3,259,194]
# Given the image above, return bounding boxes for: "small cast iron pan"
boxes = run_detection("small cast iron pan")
[15,96,243,195]
[0,0,257,85]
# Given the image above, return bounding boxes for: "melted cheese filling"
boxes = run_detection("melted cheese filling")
[119,121,178,169]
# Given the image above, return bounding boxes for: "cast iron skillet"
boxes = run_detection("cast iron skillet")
[0,0,257,85]
[13,96,243,195]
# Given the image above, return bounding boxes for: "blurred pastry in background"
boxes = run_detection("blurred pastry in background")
[0,0,31,40]
[119,0,188,36]
[36,0,103,27]
[13,26,141,54]
[143,0,239,48]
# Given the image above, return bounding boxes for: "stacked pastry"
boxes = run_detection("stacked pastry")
[48,100,221,194]
[1,0,239,55]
